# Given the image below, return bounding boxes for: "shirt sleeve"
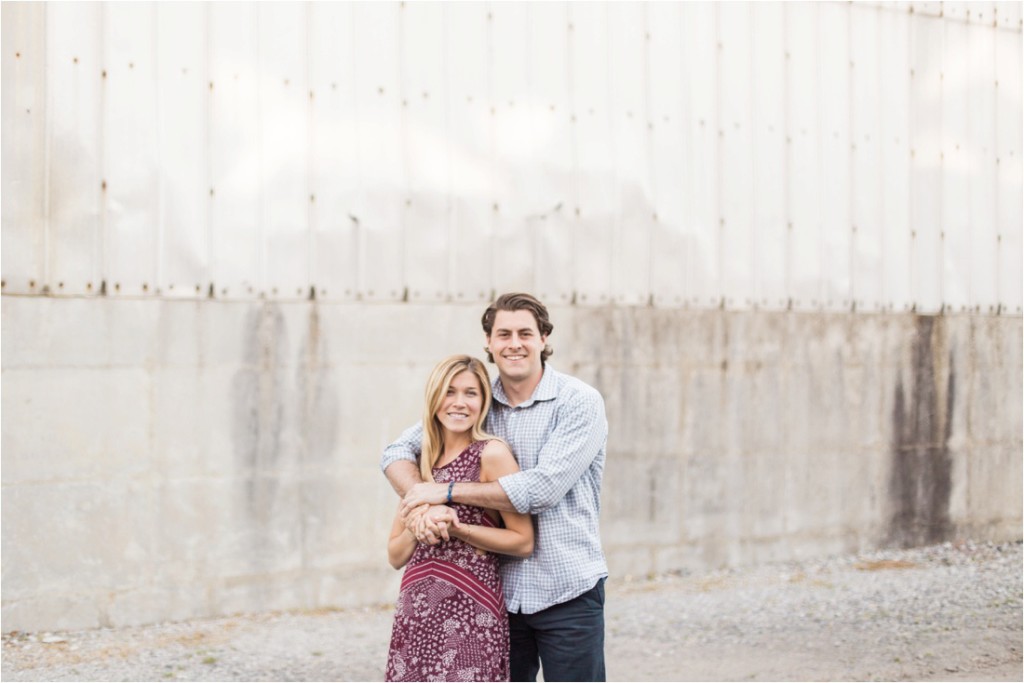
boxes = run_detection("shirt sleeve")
[497,388,607,514]
[380,421,424,473]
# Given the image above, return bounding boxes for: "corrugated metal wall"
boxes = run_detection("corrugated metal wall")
[2,1,1022,313]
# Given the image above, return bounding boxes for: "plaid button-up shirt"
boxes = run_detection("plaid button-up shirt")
[381,365,609,613]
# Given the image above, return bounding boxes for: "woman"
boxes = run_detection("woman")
[385,355,534,682]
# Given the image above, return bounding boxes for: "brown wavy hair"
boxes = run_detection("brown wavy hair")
[480,292,554,363]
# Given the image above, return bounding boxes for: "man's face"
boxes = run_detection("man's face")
[486,309,547,384]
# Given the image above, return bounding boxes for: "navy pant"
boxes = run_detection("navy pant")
[508,578,606,682]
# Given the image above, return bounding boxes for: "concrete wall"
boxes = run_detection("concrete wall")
[2,296,1020,632]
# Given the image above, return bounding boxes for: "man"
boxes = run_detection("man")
[381,292,609,682]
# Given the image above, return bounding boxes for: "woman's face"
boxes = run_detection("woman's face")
[435,370,484,436]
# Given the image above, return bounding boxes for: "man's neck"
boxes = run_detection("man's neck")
[499,366,545,407]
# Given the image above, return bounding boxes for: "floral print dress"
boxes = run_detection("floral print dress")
[386,440,509,682]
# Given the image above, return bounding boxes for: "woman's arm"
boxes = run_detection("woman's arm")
[387,502,418,569]
[448,441,534,558]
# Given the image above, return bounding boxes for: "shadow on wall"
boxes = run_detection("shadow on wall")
[888,315,955,548]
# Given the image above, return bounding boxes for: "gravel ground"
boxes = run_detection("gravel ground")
[3,540,1020,682]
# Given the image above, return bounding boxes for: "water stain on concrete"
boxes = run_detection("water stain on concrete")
[887,315,955,548]
[232,303,287,567]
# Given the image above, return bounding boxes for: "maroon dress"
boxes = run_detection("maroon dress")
[386,440,509,682]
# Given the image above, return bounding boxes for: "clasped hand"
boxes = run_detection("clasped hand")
[402,501,460,545]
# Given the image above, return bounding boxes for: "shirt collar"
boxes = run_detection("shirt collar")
[492,364,559,408]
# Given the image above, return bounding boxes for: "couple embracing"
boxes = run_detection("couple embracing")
[381,293,609,682]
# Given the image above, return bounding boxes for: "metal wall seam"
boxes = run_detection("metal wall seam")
[305,1,314,302]
[995,19,1023,313]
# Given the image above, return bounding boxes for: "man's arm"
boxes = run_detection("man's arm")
[401,480,516,515]
[497,388,607,514]
[382,423,424,496]
[402,386,608,516]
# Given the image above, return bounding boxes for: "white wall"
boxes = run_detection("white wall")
[3,2,1021,312]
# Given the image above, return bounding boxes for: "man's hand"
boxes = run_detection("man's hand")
[401,482,450,516]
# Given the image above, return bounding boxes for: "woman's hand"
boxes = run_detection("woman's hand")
[401,482,450,516]
[402,502,460,544]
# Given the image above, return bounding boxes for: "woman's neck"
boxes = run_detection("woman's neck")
[440,430,472,462]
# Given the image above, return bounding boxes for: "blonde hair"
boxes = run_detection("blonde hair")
[420,355,497,483]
